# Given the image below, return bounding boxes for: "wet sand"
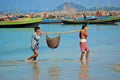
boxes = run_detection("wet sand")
[0,59,120,80]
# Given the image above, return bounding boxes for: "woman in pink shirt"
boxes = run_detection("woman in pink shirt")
[79,24,90,62]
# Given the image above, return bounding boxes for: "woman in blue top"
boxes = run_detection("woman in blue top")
[27,27,42,62]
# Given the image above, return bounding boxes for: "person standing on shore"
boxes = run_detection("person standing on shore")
[79,24,90,62]
[27,27,42,62]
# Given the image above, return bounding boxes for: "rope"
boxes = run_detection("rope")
[42,30,81,35]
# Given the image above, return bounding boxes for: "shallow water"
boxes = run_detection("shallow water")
[0,24,120,80]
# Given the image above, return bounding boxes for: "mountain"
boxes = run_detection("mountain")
[54,2,120,12]
[54,2,86,12]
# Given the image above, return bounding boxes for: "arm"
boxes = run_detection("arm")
[81,30,88,39]
[84,32,88,37]
[39,32,42,37]
[33,33,40,41]
[79,31,81,39]
[84,31,88,39]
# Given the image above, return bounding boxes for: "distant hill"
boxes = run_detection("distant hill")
[54,2,86,12]
[0,2,120,14]
[54,2,120,12]
[89,6,120,11]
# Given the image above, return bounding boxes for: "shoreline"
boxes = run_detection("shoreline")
[0,10,120,19]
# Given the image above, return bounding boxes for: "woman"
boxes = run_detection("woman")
[26,27,42,62]
[79,24,90,62]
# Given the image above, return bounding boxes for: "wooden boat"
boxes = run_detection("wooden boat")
[40,19,62,24]
[0,18,42,28]
[62,16,120,24]
[76,16,97,20]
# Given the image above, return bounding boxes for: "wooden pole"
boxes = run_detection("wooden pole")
[42,30,81,35]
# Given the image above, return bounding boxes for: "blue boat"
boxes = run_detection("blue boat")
[76,16,97,20]
[40,19,62,24]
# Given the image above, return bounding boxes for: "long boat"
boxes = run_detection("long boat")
[62,16,120,24]
[40,19,62,24]
[0,18,42,28]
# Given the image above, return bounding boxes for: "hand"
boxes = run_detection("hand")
[86,27,89,30]
[40,32,42,37]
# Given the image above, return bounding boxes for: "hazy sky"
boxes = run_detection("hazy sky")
[0,0,119,11]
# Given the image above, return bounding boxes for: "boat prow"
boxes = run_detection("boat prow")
[0,18,42,28]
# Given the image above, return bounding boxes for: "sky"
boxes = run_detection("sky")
[0,0,120,11]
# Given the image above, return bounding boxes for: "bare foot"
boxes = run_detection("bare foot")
[26,58,31,63]
[33,60,37,62]
[80,59,84,63]
[86,59,89,63]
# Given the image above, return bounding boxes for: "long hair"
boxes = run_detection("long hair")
[79,24,87,39]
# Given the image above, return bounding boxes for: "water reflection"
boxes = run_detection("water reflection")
[48,65,60,80]
[79,62,89,80]
[32,62,40,80]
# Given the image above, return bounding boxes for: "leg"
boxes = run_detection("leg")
[33,50,39,61]
[80,52,84,62]
[86,50,90,63]
[80,42,85,62]
[27,50,39,62]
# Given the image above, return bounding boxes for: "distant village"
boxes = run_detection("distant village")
[0,2,120,21]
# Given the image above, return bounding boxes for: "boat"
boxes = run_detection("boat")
[40,19,62,24]
[76,16,97,21]
[0,18,42,28]
[62,16,120,24]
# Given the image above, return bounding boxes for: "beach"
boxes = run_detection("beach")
[0,24,120,80]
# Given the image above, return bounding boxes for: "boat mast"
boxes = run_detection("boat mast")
[95,0,100,11]
[94,0,97,11]
[68,0,70,15]
[107,0,110,11]
[107,0,112,16]
[114,0,116,10]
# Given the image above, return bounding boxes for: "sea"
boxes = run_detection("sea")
[0,23,120,80]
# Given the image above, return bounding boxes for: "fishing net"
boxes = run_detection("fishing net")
[46,34,60,49]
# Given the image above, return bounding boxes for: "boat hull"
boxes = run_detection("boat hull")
[40,19,62,24]
[0,22,40,28]
[62,17,120,24]
[40,22,62,24]
[0,18,42,28]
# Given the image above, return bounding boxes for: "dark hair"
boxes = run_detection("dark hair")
[34,27,40,32]
[79,24,87,39]
[81,24,87,29]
